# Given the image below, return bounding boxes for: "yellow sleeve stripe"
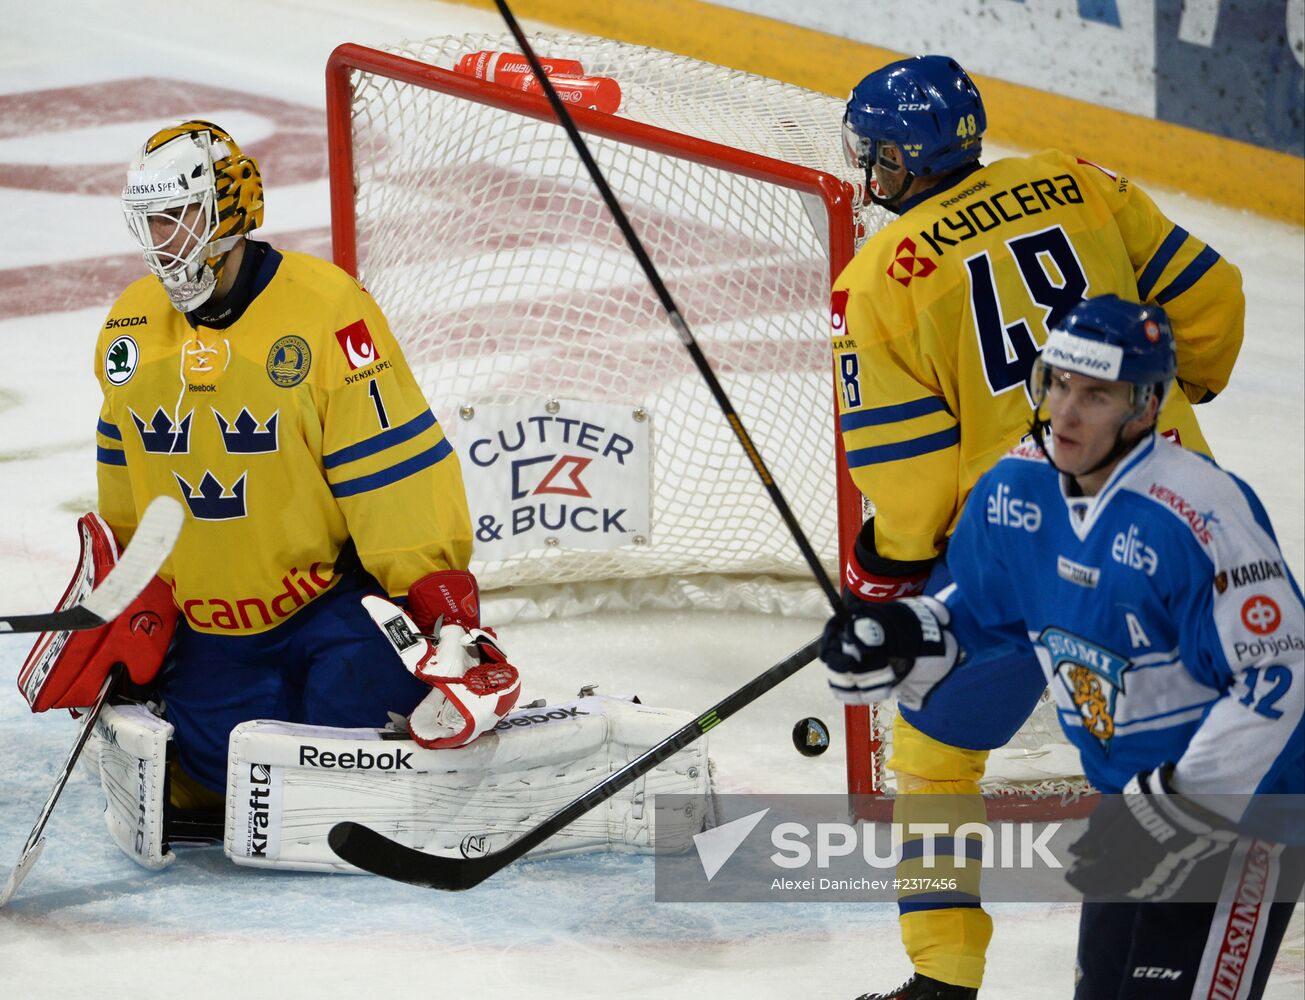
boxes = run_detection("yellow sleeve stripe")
[322,410,438,470]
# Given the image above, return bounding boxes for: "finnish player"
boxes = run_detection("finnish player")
[831,55,1245,998]
[20,122,520,808]
[823,296,1303,1000]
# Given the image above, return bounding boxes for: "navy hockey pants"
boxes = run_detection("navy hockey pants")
[1074,842,1304,999]
[159,572,429,792]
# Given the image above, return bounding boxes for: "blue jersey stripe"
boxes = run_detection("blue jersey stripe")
[97,419,122,441]
[1136,225,1189,300]
[322,410,438,470]
[847,426,960,468]
[330,438,452,498]
[840,396,951,432]
[898,892,982,914]
[1155,246,1220,304]
[97,445,127,466]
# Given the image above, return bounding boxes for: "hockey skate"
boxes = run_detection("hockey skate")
[855,973,978,999]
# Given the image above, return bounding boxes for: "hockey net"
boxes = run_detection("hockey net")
[325,34,1093,810]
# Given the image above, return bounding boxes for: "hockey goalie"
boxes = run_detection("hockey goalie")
[15,118,714,878]
[21,514,714,874]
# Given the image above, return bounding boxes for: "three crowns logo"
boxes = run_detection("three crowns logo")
[131,407,192,454]
[215,408,279,454]
[174,471,247,521]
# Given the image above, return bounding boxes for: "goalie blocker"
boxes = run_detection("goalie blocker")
[84,692,715,873]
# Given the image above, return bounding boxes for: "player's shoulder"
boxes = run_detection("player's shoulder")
[273,249,369,302]
[1122,436,1262,554]
[97,274,170,348]
[982,439,1055,491]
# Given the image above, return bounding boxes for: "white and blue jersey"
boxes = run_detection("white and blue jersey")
[943,434,1303,803]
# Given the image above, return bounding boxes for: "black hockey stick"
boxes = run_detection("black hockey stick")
[329,4,844,887]
[484,0,840,611]
[0,664,123,907]
[329,635,819,890]
[0,496,184,635]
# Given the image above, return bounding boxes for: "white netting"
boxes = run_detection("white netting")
[337,34,1090,804]
[342,34,878,615]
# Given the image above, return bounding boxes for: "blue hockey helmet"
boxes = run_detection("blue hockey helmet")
[842,55,986,181]
[1031,295,1178,422]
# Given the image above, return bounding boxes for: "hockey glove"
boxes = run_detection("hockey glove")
[842,517,934,608]
[17,512,177,712]
[363,595,520,749]
[1065,765,1237,901]
[820,596,958,710]
[405,569,481,635]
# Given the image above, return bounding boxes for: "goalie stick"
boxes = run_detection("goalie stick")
[0,664,122,907]
[0,496,184,635]
[328,636,819,890]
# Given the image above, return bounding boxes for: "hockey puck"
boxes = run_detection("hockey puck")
[792,717,830,757]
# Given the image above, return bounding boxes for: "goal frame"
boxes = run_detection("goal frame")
[325,40,884,803]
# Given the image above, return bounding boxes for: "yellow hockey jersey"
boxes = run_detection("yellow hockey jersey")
[95,246,473,634]
[832,150,1244,563]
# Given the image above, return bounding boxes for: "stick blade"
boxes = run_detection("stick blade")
[328,822,497,892]
[0,837,46,908]
[80,496,185,625]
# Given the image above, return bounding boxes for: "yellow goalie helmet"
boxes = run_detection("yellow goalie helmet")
[122,121,264,312]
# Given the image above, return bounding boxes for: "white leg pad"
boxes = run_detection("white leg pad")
[85,702,176,870]
[224,695,715,873]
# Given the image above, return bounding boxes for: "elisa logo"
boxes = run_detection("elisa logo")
[334,319,380,371]
[1241,595,1281,636]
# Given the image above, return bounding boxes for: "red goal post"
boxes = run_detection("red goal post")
[322,37,1092,815]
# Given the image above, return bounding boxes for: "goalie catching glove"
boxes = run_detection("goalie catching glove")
[363,570,520,749]
[819,596,959,710]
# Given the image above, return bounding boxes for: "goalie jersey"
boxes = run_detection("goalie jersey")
[832,150,1244,563]
[942,435,1304,800]
[94,243,473,635]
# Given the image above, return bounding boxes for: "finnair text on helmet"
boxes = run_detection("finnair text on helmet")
[769,821,1062,869]
[1041,334,1124,378]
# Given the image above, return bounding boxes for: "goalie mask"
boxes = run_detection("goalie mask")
[122,121,264,313]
